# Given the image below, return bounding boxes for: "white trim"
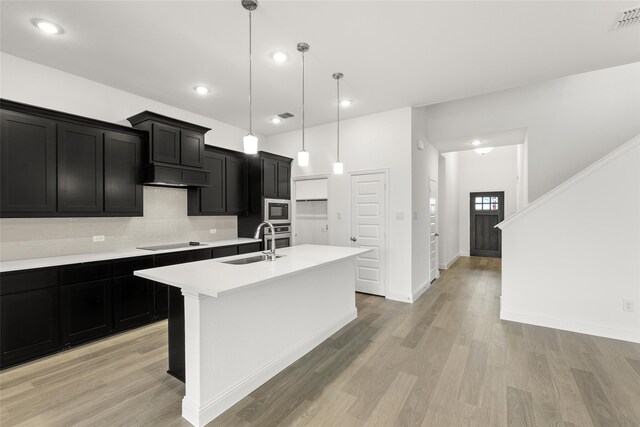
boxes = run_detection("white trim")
[500,308,640,344]
[348,169,390,298]
[386,292,412,303]
[459,250,470,257]
[412,281,430,302]
[182,309,357,427]
[497,134,640,230]
[440,252,461,270]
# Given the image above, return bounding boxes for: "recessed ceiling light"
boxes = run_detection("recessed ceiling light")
[271,117,281,124]
[32,18,63,35]
[193,85,211,95]
[272,52,288,63]
[474,147,494,155]
[340,99,352,107]
[472,139,482,146]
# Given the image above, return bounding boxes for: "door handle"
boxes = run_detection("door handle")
[434,233,440,237]
[350,237,357,242]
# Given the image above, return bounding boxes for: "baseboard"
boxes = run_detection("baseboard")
[183,308,358,427]
[500,308,640,344]
[459,251,470,257]
[440,252,461,270]
[386,292,413,303]
[411,281,430,302]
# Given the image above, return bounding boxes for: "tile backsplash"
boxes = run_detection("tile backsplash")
[0,187,237,261]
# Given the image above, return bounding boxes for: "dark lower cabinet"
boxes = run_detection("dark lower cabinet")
[0,286,60,368]
[154,283,169,320]
[238,242,261,254]
[61,279,112,346]
[113,275,154,330]
[167,285,185,381]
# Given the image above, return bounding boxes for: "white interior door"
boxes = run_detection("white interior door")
[429,179,439,282]
[350,173,387,296]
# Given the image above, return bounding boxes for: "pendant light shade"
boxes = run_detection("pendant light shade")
[242,0,258,154]
[297,42,310,167]
[243,134,258,154]
[332,72,344,175]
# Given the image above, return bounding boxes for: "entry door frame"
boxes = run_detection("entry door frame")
[291,174,331,246]
[469,190,505,257]
[349,168,390,298]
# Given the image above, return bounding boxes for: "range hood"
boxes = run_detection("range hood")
[143,164,210,188]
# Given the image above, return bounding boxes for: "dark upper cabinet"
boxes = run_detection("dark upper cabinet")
[152,123,180,165]
[199,151,226,214]
[188,147,247,216]
[277,162,291,199]
[261,155,291,200]
[181,130,204,168]
[0,268,60,369]
[262,157,279,198]
[1,110,57,215]
[1,100,145,218]
[57,123,104,213]
[104,131,143,215]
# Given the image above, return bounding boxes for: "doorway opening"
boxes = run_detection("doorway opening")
[469,191,504,258]
[293,177,329,246]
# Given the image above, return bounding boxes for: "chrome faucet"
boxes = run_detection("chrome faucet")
[254,221,276,261]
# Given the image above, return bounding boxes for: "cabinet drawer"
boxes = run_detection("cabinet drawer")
[113,256,154,277]
[238,242,262,255]
[60,261,112,285]
[0,268,59,295]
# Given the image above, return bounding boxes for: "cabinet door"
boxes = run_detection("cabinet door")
[104,131,143,215]
[152,123,180,164]
[199,152,226,214]
[180,130,204,168]
[1,110,57,215]
[57,123,104,213]
[0,287,60,368]
[262,157,278,198]
[226,155,247,214]
[112,275,154,331]
[212,245,239,258]
[277,161,291,199]
[238,242,261,255]
[61,279,112,345]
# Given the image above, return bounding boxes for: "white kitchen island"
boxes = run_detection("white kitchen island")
[134,244,370,427]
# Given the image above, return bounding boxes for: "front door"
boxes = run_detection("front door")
[350,173,387,296]
[470,191,504,258]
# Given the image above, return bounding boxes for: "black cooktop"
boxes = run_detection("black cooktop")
[137,242,207,251]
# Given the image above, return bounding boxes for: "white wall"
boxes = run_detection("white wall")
[457,146,519,256]
[423,62,640,201]
[411,107,439,299]
[516,136,530,211]
[442,152,460,268]
[0,53,258,151]
[265,107,414,302]
[499,137,640,343]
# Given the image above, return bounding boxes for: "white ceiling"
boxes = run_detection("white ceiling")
[1,1,639,136]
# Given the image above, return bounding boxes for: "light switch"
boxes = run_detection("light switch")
[337,212,342,220]
[395,212,404,220]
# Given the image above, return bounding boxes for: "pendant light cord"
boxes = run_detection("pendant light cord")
[249,9,253,135]
[336,77,340,161]
[302,50,305,151]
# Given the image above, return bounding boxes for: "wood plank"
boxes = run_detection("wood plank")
[571,368,621,427]
[507,386,537,427]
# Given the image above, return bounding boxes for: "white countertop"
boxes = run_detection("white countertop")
[134,244,371,298]
[0,238,261,273]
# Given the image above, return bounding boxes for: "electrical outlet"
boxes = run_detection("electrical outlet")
[623,299,634,312]
[93,235,105,242]
[209,228,217,234]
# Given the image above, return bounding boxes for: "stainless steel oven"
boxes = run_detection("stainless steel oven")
[264,198,291,224]
[263,224,291,249]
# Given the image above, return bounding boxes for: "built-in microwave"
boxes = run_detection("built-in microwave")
[264,198,291,224]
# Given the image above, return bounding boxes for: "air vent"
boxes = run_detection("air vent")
[277,112,295,119]
[615,7,640,28]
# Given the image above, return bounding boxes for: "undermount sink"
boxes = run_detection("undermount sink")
[222,254,285,265]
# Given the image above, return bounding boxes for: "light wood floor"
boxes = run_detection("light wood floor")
[2,257,640,426]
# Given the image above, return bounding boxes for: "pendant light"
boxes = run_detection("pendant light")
[297,42,310,167]
[242,0,258,154]
[332,72,344,174]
